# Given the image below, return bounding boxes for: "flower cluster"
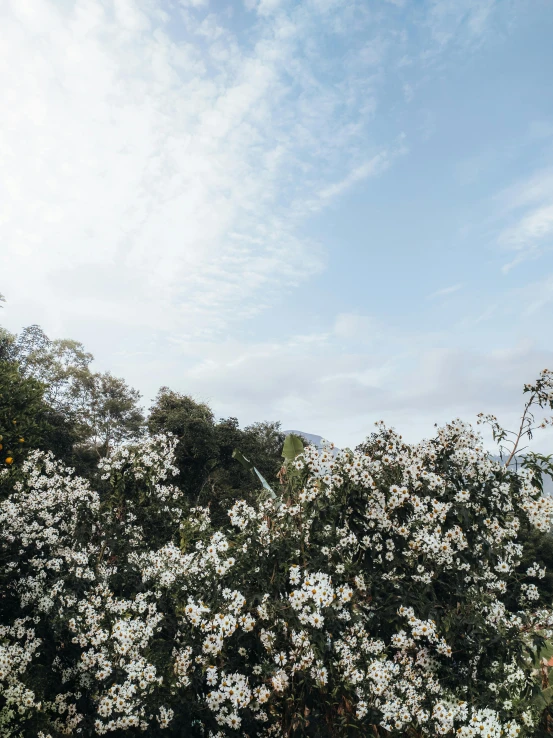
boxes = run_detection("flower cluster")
[1,414,553,736]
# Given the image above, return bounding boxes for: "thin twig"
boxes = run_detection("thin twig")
[505,394,535,468]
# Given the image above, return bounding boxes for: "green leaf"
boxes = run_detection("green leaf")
[533,685,553,709]
[233,447,279,502]
[179,529,188,552]
[282,433,304,460]
[533,638,553,667]
[254,467,277,499]
[232,448,254,471]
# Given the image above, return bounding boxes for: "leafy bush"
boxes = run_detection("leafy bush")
[2,372,553,737]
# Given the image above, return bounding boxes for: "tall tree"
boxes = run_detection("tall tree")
[75,370,145,457]
[147,387,220,494]
[0,359,79,491]
[7,324,93,415]
[3,325,145,468]
[147,388,286,520]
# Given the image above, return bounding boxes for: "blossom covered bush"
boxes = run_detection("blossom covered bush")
[2,374,553,736]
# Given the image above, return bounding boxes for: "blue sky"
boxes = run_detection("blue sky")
[2,0,553,453]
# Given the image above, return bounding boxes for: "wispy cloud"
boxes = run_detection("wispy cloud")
[333,313,382,344]
[306,133,409,210]
[0,0,520,336]
[423,0,501,55]
[500,204,553,248]
[140,314,553,454]
[495,169,553,272]
[498,169,553,211]
[317,151,393,202]
[521,273,553,317]
[426,284,463,299]
[0,0,400,338]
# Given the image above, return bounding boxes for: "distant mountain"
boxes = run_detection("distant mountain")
[284,431,552,496]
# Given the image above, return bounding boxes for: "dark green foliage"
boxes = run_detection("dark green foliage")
[1,325,146,479]
[147,388,286,523]
[0,359,79,487]
[514,523,553,605]
[212,417,286,495]
[74,370,145,455]
[0,359,45,473]
[0,326,16,363]
[147,387,220,494]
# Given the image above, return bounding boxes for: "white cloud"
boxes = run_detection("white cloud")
[499,204,553,248]
[466,0,496,37]
[520,273,553,317]
[130,316,553,456]
[314,136,408,206]
[333,313,380,342]
[498,169,553,211]
[425,0,499,48]
[495,169,553,270]
[0,0,403,340]
[179,0,208,7]
[426,284,463,299]
[254,0,286,16]
[317,152,391,201]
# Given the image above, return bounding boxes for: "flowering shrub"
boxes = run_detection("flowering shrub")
[2,376,553,736]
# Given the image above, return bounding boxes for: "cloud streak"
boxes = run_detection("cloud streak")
[426,284,463,300]
[1,0,400,337]
[495,169,553,272]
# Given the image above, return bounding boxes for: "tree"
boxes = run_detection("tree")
[0,326,16,363]
[147,387,220,493]
[217,418,286,491]
[73,370,145,457]
[0,359,79,492]
[147,388,286,522]
[8,324,93,415]
[0,360,45,474]
[3,325,145,471]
